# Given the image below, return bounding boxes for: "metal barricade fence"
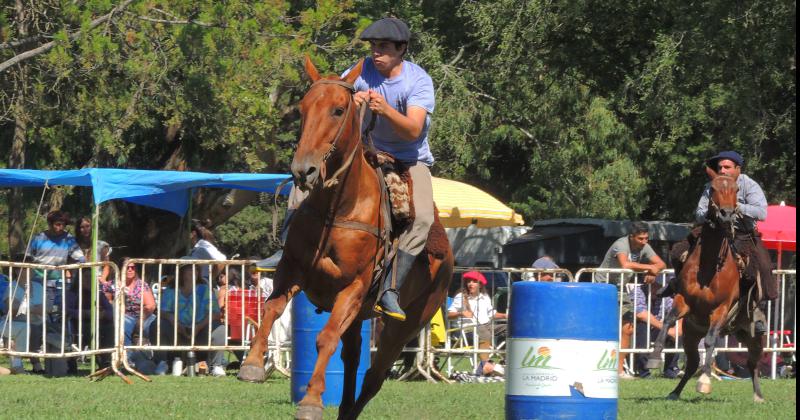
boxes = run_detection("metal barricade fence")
[576,267,798,379]
[3,259,793,382]
[424,266,571,380]
[1,261,121,374]
[121,259,290,377]
[575,267,681,377]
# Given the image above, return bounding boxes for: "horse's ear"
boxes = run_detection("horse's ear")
[705,166,717,179]
[305,55,320,83]
[343,58,364,85]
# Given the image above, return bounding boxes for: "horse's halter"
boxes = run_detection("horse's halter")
[706,175,740,233]
[306,79,359,188]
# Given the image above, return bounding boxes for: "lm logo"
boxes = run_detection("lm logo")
[520,346,557,369]
[595,349,618,371]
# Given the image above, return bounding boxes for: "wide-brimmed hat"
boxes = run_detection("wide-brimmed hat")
[462,271,487,286]
[359,18,411,42]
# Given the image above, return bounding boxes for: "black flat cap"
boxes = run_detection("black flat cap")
[707,150,744,168]
[359,18,410,42]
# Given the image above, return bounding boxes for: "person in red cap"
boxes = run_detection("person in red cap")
[447,271,507,375]
[659,150,774,333]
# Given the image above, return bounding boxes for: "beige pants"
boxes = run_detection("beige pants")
[399,163,434,256]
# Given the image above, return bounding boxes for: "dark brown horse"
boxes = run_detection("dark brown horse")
[236,57,454,420]
[647,167,764,402]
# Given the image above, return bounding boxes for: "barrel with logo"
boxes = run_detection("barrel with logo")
[291,292,371,406]
[506,281,618,419]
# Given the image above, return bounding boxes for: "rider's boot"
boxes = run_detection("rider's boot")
[753,301,768,336]
[656,275,679,298]
[257,209,295,268]
[374,251,416,322]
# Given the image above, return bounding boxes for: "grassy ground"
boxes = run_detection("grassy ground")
[0,365,795,419]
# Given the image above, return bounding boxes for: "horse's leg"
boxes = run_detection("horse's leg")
[647,294,689,370]
[668,326,702,400]
[337,320,363,419]
[343,264,448,420]
[342,314,422,420]
[297,281,365,419]
[742,331,766,403]
[238,260,301,383]
[696,305,728,395]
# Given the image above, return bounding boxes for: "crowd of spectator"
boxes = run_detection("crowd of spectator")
[2,211,780,381]
[1,211,272,377]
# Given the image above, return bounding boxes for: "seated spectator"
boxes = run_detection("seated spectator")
[1,273,45,374]
[447,271,507,376]
[155,265,227,377]
[215,267,243,312]
[629,280,681,378]
[121,259,157,367]
[66,267,115,372]
[526,256,561,282]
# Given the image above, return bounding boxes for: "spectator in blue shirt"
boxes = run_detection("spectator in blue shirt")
[629,281,681,378]
[154,265,227,376]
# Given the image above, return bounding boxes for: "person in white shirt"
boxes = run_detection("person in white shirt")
[447,271,507,374]
[183,220,226,280]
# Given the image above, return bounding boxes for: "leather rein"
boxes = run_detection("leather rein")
[301,79,388,242]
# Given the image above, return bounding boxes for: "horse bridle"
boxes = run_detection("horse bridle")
[307,79,360,188]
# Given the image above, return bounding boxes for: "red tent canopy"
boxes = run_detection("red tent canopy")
[757,204,796,252]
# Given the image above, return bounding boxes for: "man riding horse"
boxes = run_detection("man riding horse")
[659,151,776,331]
[268,17,435,321]
[348,17,436,321]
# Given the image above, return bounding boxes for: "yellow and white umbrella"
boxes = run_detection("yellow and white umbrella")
[432,177,524,228]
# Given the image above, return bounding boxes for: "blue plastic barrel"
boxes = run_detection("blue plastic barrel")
[506,282,618,420]
[291,292,371,406]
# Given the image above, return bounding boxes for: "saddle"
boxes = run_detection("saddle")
[365,150,416,233]
[363,150,449,299]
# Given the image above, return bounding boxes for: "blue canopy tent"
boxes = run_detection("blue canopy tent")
[0,168,292,372]
[0,168,292,215]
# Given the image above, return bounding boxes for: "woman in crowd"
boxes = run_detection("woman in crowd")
[215,267,243,314]
[76,216,113,302]
[447,271,507,376]
[122,259,157,368]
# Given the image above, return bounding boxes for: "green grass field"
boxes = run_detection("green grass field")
[0,367,795,419]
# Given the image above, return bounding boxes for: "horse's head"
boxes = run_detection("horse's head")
[706,166,739,226]
[290,56,364,191]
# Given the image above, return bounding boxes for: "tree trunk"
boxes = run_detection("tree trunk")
[7,0,29,258]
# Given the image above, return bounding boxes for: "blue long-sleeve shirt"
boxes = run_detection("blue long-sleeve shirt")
[695,174,767,232]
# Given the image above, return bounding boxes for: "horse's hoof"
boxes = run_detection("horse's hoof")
[754,395,765,404]
[645,358,663,370]
[696,379,712,395]
[667,393,680,401]
[237,364,267,383]
[295,405,323,420]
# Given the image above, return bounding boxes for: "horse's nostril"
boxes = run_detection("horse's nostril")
[306,167,317,176]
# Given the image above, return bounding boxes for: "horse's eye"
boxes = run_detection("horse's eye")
[332,107,345,117]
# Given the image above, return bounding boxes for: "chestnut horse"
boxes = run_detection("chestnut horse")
[237,57,454,420]
[647,167,764,402]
